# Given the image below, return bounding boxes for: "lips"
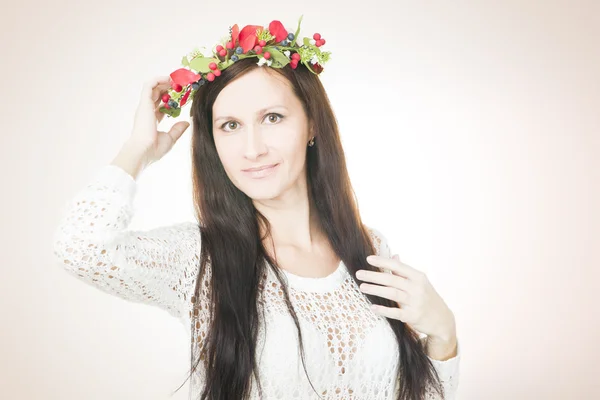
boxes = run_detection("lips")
[242,163,280,179]
[242,163,278,172]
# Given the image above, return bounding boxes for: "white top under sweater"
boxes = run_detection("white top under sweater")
[52,164,461,399]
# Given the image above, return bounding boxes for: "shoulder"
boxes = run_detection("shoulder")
[364,225,392,258]
[172,220,202,241]
[173,220,202,262]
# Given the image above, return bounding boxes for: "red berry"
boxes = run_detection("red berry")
[216,45,223,52]
[290,62,298,69]
[219,49,227,57]
[316,39,324,47]
[254,45,262,54]
[213,69,221,76]
[161,93,170,103]
[291,52,301,60]
[207,72,215,81]
[209,62,217,70]
[226,41,234,49]
[172,83,183,92]
[263,51,271,59]
[313,33,321,40]
[258,40,266,47]
[164,103,170,109]
[321,39,326,45]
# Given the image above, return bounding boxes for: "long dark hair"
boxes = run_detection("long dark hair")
[172,57,445,400]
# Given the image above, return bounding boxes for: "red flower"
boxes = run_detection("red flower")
[238,24,263,53]
[170,68,201,87]
[268,20,288,42]
[180,88,192,106]
[231,24,240,45]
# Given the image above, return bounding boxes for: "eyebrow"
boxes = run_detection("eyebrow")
[214,105,288,124]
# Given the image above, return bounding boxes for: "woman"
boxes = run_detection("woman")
[53,18,460,400]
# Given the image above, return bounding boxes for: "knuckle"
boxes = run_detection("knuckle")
[393,289,402,302]
[393,276,404,287]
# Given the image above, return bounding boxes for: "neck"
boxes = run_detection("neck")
[253,176,323,252]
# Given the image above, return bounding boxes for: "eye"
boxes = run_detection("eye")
[219,113,284,132]
[265,113,284,124]
[221,121,239,132]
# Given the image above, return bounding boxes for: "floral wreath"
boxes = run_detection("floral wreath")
[159,15,331,118]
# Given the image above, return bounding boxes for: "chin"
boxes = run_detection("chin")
[241,183,283,201]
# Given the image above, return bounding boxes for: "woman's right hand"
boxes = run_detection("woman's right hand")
[129,76,191,166]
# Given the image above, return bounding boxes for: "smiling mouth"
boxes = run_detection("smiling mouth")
[242,163,280,178]
[242,163,278,172]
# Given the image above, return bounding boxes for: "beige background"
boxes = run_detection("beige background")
[1,0,598,399]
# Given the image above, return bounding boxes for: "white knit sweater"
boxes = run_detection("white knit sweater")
[52,164,461,399]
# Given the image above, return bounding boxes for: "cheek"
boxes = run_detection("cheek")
[282,134,308,168]
[270,126,307,157]
[214,140,240,174]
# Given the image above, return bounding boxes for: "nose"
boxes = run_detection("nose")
[244,125,268,160]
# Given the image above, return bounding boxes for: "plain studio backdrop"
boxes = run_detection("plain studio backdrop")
[1,0,598,399]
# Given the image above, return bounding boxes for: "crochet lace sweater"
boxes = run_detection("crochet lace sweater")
[52,164,461,399]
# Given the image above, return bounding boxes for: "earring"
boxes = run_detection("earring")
[308,136,315,147]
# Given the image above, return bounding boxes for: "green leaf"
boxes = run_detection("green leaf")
[293,15,303,44]
[159,106,182,118]
[301,60,318,75]
[303,37,311,47]
[264,47,290,68]
[218,58,234,70]
[190,57,215,73]
[181,56,189,67]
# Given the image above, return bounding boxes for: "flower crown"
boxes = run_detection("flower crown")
[159,15,331,118]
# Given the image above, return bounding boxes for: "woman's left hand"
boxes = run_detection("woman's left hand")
[356,254,456,340]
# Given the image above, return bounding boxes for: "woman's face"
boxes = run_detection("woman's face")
[212,67,312,201]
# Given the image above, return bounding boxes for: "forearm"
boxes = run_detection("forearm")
[110,139,149,180]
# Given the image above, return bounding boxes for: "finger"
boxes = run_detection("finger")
[153,84,176,122]
[141,76,171,103]
[370,304,408,322]
[391,254,406,277]
[154,91,165,108]
[152,82,173,103]
[154,106,166,124]
[366,255,420,280]
[167,121,190,143]
[154,92,170,123]
[356,270,408,291]
[359,283,410,306]
[154,88,173,107]
[138,86,171,119]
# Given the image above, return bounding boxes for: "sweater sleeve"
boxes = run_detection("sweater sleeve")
[52,164,202,321]
[367,226,461,400]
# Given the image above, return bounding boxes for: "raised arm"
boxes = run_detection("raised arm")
[52,163,201,320]
[52,76,201,320]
